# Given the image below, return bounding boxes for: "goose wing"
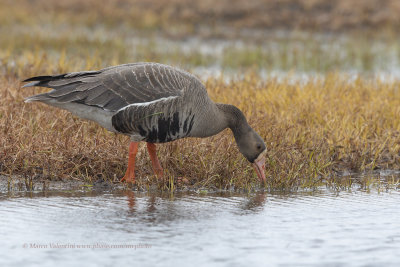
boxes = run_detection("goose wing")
[111,95,196,143]
[23,63,193,112]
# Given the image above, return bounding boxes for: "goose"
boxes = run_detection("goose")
[23,63,267,184]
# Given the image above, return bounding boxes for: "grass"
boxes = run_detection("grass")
[1,61,400,191]
[3,22,400,75]
[2,1,400,74]
[1,0,400,191]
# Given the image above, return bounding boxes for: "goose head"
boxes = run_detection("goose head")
[234,128,267,183]
[217,103,267,183]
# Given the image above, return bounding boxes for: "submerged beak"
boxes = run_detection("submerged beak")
[252,153,266,184]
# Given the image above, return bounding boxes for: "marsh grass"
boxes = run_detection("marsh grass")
[2,61,400,191]
[3,25,400,74]
[2,0,400,191]
[3,2,400,74]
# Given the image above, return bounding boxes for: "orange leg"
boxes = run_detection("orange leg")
[120,141,139,183]
[146,142,164,178]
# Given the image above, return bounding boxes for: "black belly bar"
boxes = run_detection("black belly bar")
[112,110,195,143]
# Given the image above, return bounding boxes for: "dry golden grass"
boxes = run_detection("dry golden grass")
[2,0,400,191]
[1,59,400,191]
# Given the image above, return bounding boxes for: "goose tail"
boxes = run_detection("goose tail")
[24,93,52,103]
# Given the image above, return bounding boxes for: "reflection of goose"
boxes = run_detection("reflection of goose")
[23,63,266,183]
[243,192,267,211]
[124,191,136,213]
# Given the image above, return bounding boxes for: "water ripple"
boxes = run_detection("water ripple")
[0,189,399,267]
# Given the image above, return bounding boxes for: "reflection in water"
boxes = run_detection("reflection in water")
[125,190,158,215]
[242,192,267,211]
[1,189,399,267]
[124,190,269,215]
[146,194,157,213]
[125,190,136,212]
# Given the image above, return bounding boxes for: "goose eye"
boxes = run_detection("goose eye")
[256,145,262,150]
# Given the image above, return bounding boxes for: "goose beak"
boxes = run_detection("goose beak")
[252,154,266,184]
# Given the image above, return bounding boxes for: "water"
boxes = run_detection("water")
[1,189,399,267]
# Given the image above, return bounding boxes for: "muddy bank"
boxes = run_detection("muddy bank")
[1,169,399,194]
[0,175,244,194]
[0,175,125,194]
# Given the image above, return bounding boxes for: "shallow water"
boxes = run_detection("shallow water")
[1,189,399,267]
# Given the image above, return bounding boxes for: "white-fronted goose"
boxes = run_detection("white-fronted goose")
[23,63,267,183]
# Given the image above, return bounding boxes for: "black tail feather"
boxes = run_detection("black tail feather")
[22,71,102,90]
[23,74,68,83]
[23,71,101,83]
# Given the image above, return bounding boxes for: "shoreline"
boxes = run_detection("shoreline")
[1,169,399,194]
